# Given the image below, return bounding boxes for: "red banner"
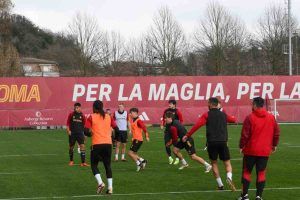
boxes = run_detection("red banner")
[0,76,300,127]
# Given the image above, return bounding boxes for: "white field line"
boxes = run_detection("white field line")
[0,154,58,158]
[0,187,300,200]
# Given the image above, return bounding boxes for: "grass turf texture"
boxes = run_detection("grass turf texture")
[0,125,299,200]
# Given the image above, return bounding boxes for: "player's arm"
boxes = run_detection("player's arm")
[137,120,149,141]
[84,115,93,137]
[160,109,167,129]
[186,112,208,137]
[177,110,184,123]
[272,119,280,153]
[226,113,237,123]
[127,114,132,134]
[66,113,72,135]
[239,116,251,152]
[166,126,178,147]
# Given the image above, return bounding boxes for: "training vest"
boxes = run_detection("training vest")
[170,120,187,140]
[91,113,112,145]
[114,111,128,131]
[206,108,228,143]
[70,112,84,134]
[131,118,143,141]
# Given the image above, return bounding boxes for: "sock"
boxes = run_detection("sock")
[204,162,210,167]
[216,177,224,187]
[95,174,103,185]
[256,181,265,197]
[107,178,113,189]
[139,158,144,162]
[115,154,118,160]
[175,157,179,161]
[136,160,141,166]
[121,154,125,160]
[69,149,74,161]
[80,150,86,163]
[227,172,233,180]
[181,159,187,165]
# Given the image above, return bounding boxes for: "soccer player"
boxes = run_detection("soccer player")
[164,111,212,172]
[113,103,130,161]
[84,100,118,195]
[106,108,116,149]
[238,97,280,200]
[66,102,88,166]
[127,107,150,172]
[182,97,237,191]
[160,100,183,165]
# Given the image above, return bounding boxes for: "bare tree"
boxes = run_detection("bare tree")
[256,4,297,74]
[194,1,249,75]
[68,12,104,76]
[147,6,186,69]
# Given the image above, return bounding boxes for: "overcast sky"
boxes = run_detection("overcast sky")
[13,0,300,39]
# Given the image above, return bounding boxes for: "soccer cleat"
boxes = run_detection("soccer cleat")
[173,158,180,165]
[68,161,74,166]
[237,194,249,200]
[136,164,142,172]
[77,147,81,154]
[204,164,212,173]
[168,157,174,165]
[226,177,237,192]
[178,163,189,170]
[106,188,113,195]
[255,196,263,200]
[80,163,90,167]
[217,186,224,191]
[141,160,147,169]
[96,183,105,194]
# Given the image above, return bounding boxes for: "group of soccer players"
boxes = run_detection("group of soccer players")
[66,97,280,200]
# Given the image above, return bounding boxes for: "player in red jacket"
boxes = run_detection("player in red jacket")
[238,97,280,200]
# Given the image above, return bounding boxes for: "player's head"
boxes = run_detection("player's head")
[252,97,264,110]
[118,103,125,112]
[129,107,139,118]
[106,108,111,115]
[208,97,219,109]
[168,99,177,109]
[74,102,81,113]
[164,111,174,124]
[93,100,105,118]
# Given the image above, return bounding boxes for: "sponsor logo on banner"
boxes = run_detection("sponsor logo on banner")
[139,112,150,121]
[24,111,54,126]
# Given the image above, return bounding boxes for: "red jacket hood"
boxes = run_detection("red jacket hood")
[253,108,268,118]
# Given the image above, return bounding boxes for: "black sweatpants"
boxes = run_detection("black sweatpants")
[90,144,112,178]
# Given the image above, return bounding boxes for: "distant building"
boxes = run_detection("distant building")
[20,57,60,77]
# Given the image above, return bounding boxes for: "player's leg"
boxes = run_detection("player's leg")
[219,143,236,191]
[121,131,127,161]
[207,143,223,188]
[239,155,256,200]
[101,144,113,194]
[164,131,174,164]
[78,133,89,166]
[114,131,121,161]
[255,156,269,199]
[90,147,105,194]
[68,135,76,166]
[173,145,189,170]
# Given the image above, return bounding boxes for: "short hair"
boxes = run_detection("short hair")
[74,102,81,107]
[118,103,125,106]
[106,108,111,112]
[168,99,177,105]
[208,97,219,106]
[253,97,264,108]
[165,111,174,119]
[129,107,139,113]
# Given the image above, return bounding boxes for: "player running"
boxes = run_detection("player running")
[164,111,212,172]
[183,97,237,191]
[161,100,183,165]
[84,100,118,195]
[66,102,89,166]
[113,103,130,161]
[238,97,280,200]
[127,108,150,172]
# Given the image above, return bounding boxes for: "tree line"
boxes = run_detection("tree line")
[0,0,299,76]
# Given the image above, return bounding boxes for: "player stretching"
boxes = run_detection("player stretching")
[66,103,89,166]
[85,100,117,195]
[128,108,150,172]
[183,97,237,191]
[113,103,130,161]
[161,100,183,165]
[238,97,280,200]
[165,112,212,172]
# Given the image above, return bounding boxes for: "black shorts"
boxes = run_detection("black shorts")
[115,130,128,143]
[243,155,269,173]
[174,137,196,155]
[207,142,230,161]
[91,144,112,164]
[130,139,143,153]
[69,133,85,146]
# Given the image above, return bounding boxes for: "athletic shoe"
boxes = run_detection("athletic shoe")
[121,159,127,162]
[237,194,249,200]
[114,158,118,162]
[77,147,81,154]
[168,157,174,165]
[80,163,90,167]
[106,188,113,195]
[255,196,263,200]
[68,161,74,166]
[178,163,189,170]
[217,186,224,191]
[173,158,180,165]
[136,164,142,172]
[205,164,212,173]
[141,160,147,169]
[226,177,237,192]
[97,183,105,194]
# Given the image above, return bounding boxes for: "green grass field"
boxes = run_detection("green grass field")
[0,125,299,200]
